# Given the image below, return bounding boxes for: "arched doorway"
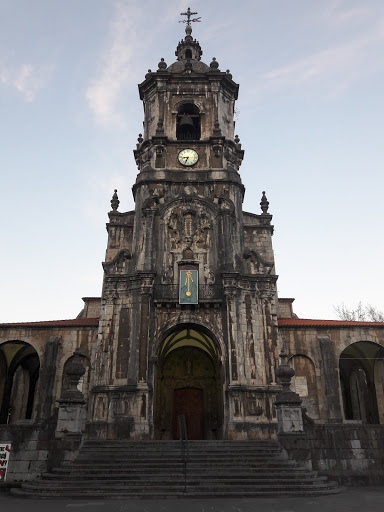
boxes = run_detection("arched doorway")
[154,327,222,440]
[339,341,384,424]
[0,341,40,424]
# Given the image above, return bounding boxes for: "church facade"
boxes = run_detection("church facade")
[1,20,384,484]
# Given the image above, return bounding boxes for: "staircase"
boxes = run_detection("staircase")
[12,440,343,498]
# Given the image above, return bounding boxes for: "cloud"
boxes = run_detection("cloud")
[86,1,142,127]
[253,17,384,97]
[86,0,195,127]
[322,0,371,26]
[0,62,54,102]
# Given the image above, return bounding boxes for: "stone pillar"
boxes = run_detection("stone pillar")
[56,349,86,438]
[318,336,343,422]
[142,208,157,271]
[219,210,235,272]
[274,347,303,433]
[222,273,239,382]
[35,336,61,422]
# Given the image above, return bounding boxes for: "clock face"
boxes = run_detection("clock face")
[178,149,198,167]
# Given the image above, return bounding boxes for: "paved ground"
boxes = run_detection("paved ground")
[1,488,384,512]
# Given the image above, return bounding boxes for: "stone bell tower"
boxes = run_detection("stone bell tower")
[89,12,280,441]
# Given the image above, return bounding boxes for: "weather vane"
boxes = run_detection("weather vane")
[179,7,201,26]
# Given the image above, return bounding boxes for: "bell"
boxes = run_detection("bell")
[179,115,194,128]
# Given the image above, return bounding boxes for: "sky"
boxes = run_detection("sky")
[1,0,383,323]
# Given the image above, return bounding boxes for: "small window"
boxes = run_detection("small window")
[176,103,201,141]
[185,49,192,59]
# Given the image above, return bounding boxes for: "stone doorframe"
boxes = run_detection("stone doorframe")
[152,324,225,440]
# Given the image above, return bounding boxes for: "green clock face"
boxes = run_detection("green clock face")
[178,148,198,167]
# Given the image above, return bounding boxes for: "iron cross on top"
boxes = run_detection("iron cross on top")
[179,7,201,25]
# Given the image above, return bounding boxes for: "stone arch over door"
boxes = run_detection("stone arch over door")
[339,341,384,424]
[154,326,223,440]
[0,341,40,424]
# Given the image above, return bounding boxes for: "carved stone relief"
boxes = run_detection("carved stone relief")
[166,205,212,253]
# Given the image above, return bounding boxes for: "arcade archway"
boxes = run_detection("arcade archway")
[154,327,222,440]
[0,341,40,424]
[339,341,384,424]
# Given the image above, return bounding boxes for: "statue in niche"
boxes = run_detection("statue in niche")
[162,266,174,284]
[168,212,178,231]
[204,265,215,284]
[185,358,193,376]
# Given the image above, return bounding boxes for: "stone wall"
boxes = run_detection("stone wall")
[0,424,82,482]
[279,421,384,486]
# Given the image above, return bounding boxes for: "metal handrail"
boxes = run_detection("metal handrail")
[177,414,189,493]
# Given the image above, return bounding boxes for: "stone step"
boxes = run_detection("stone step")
[45,468,311,478]
[74,456,287,464]
[11,439,343,498]
[12,482,341,498]
[12,487,345,499]
[18,477,339,488]
[77,450,283,456]
[83,440,280,446]
[39,475,328,485]
[23,478,333,492]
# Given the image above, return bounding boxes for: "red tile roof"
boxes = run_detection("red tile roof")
[0,318,99,328]
[278,318,384,328]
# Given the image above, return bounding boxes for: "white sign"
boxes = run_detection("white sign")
[294,376,309,397]
[0,444,11,482]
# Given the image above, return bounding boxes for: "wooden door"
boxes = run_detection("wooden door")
[173,388,203,440]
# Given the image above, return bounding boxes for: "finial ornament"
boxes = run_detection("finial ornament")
[179,7,201,26]
[210,57,219,69]
[260,191,269,214]
[111,189,120,211]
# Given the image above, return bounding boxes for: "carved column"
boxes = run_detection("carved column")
[222,274,239,382]
[258,278,279,385]
[219,210,235,272]
[142,208,157,271]
[137,273,155,383]
[94,293,116,386]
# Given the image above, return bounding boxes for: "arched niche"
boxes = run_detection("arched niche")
[339,341,384,424]
[154,327,222,440]
[289,354,319,419]
[0,341,40,424]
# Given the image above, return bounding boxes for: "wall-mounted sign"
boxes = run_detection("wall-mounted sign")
[0,444,11,482]
[179,270,198,304]
[294,376,309,397]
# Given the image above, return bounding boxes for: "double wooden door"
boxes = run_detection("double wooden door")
[173,387,203,440]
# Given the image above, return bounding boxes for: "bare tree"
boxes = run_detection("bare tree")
[334,301,384,322]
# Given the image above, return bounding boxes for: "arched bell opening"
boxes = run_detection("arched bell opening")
[176,103,201,141]
[339,341,384,424]
[0,341,40,424]
[154,327,223,440]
